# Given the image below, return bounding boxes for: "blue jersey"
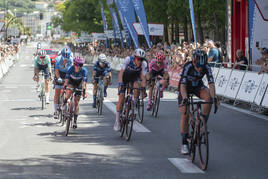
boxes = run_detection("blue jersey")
[55,56,73,73]
[66,66,88,83]
[94,61,111,76]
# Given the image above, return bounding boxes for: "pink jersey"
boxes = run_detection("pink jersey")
[149,59,168,72]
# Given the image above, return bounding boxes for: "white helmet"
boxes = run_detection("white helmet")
[134,48,146,58]
[98,53,107,63]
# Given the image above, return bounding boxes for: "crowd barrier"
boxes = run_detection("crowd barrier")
[85,55,268,111]
[0,55,17,80]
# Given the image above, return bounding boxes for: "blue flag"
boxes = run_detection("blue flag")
[189,0,197,47]
[115,0,132,47]
[132,0,151,48]
[109,8,125,48]
[116,0,139,48]
[100,2,109,48]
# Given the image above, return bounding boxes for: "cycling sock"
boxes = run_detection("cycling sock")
[54,104,58,112]
[74,115,78,123]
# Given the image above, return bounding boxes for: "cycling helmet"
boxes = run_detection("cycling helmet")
[192,49,208,67]
[155,52,165,63]
[134,48,146,58]
[38,50,46,58]
[61,47,71,59]
[98,54,107,63]
[73,56,85,66]
[37,42,41,49]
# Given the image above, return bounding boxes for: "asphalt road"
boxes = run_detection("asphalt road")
[0,42,267,179]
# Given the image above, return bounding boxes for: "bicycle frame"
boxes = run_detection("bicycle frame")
[95,76,105,115]
[38,71,45,110]
[151,75,163,117]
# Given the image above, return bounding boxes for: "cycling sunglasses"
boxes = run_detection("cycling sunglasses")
[135,57,144,61]
[75,63,83,67]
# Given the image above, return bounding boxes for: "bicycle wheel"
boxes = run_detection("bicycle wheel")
[120,109,126,138]
[97,87,103,115]
[151,87,157,116]
[137,97,144,123]
[125,101,134,141]
[197,118,209,170]
[188,119,196,163]
[41,89,45,110]
[154,88,160,118]
[65,117,71,136]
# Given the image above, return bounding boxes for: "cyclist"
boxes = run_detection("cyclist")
[113,48,147,131]
[33,50,52,104]
[61,56,88,129]
[92,53,112,108]
[178,49,218,154]
[53,47,73,119]
[147,51,169,111]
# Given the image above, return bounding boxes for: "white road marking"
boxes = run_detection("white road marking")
[0,90,11,93]
[0,99,39,102]
[104,99,151,133]
[168,158,204,174]
[20,64,27,67]
[221,103,268,121]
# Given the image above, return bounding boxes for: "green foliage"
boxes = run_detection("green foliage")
[0,0,37,13]
[61,0,103,34]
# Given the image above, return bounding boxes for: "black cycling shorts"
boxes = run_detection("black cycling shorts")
[177,85,208,105]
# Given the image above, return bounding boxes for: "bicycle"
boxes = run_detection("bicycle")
[63,87,84,136]
[151,75,163,117]
[37,71,45,110]
[95,76,105,115]
[119,84,139,141]
[182,94,217,170]
[136,87,145,123]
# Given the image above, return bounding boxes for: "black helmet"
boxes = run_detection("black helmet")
[192,49,208,67]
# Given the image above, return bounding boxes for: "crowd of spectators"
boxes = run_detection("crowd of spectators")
[0,42,19,62]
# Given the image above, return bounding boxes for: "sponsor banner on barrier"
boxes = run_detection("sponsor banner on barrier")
[91,33,107,40]
[254,73,268,105]
[236,71,263,103]
[261,83,268,108]
[133,23,164,36]
[169,67,182,88]
[224,70,245,99]
[215,68,232,96]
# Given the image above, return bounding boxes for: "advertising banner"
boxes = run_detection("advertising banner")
[115,0,131,47]
[133,23,164,36]
[189,0,197,47]
[117,0,139,48]
[92,33,107,40]
[100,2,109,48]
[131,0,151,48]
[168,67,182,88]
[109,7,125,48]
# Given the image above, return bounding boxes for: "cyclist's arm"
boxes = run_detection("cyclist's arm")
[205,64,216,99]
[118,57,130,83]
[54,60,60,79]
[82,68,88,93]
[46,56,52,74]
[180,64,190,100]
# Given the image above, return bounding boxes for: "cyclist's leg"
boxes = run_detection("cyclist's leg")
[148,71,155,110]
[199,86,212,122]
[73,91,81,127]
[178,91,190,154]
[43,68,50,103]
[103,72,110,97]
[92,77,98,108]
[62,83,74,110]
[160,72,169,97]
[53,84,62,117]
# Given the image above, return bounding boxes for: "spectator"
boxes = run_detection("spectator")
[234,49,248,70]
[256,48,268,74]
[207,40,220,65]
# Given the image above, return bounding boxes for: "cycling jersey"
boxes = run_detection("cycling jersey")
[179,62,214,88]
[121,56,147,84]
[34,55,51,69]
[149,59,168,73]
[66,66,88,87]
[55,56,73,78]
[94,61,111,76]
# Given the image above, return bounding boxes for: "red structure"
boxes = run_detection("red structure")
[231,0,248,63]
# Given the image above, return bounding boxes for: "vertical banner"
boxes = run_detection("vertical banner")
[109,8,125,48]
[248,0,256,57]
[100,1,109,48]
[131,0,151,48]
[115,0,131,47]
[189,0,197,47]
[116,0,139,48]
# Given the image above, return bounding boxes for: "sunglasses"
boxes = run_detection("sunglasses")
[40,56,45,59]
[135,57,143,61]
[75,63,83,67]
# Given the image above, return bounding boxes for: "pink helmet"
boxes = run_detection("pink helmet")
[155,52,165,63]
[73,56,85,66]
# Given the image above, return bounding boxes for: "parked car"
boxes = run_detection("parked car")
[43,49,58,65]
